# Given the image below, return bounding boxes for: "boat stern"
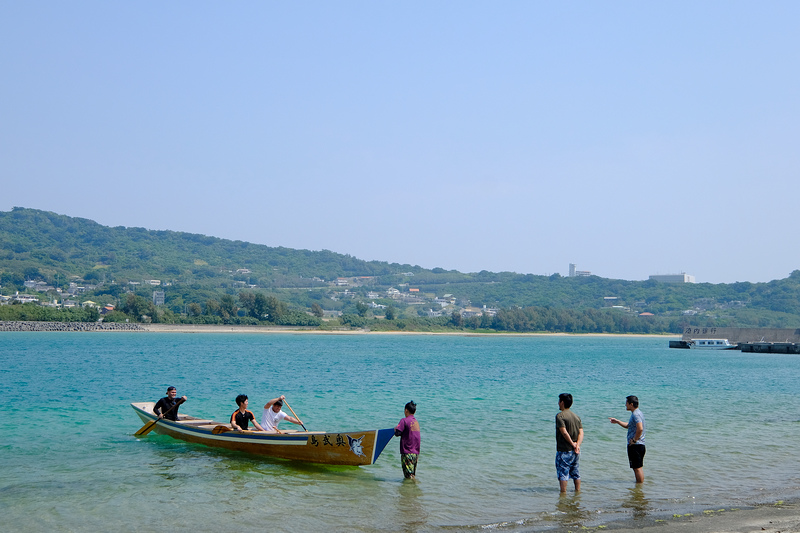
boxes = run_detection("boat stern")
[371,428,395,464]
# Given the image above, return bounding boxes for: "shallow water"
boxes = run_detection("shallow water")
[1,333,799,532]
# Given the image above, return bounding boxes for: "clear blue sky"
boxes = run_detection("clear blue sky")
[2,2,798,284]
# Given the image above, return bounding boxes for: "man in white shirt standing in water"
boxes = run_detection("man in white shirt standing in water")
[609,395,646,484]
[261,395,303,433]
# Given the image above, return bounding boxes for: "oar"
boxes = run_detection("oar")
[134,398,185,437]
[212,425,233,435]
[283,399,308,432]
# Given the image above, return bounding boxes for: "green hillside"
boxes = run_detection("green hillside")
[2,207,799,332]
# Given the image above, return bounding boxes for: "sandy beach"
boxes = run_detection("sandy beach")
[602,502,800,533]
[141,323,679,337]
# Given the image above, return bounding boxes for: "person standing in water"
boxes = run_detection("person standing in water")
[609,395,646,483]
[555,393,584,493]
[395,401,421,479]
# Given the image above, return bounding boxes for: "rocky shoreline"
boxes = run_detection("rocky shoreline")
[0,321,145,332]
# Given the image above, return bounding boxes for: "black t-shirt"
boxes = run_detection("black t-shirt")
[154,396,180,421]
[232,409,255,430]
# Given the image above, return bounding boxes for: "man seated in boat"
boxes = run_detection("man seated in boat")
[230,394,266,432]
[261,395,303,433]
[153,386,187,421]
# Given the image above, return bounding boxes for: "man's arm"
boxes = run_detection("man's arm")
[575,428,584,454]
[558,427,580,452]
[630,422,643,444]
[609,417,629,428]
[284,415,302,426]
[230,411,242,431]
[263,395,286,409]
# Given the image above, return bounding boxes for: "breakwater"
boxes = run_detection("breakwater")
[681,326,800,344]
[0,321,145,332]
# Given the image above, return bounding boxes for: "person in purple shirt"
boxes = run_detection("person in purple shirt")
[394,401,421,479]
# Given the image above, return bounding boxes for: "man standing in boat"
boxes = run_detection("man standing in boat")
[609,395,646,484]
[261,395,303,433]
[395,401,421,480]
[231,394,266,431]
[153,386,187,421]
[555,392,583,493]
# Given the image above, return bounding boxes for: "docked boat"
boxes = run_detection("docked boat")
[689,339,735,349]
[131,402,394,466]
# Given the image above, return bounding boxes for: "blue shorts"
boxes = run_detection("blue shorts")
[556,451,580,481]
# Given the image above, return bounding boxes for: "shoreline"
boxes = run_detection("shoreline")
[143,323,678,337]
[596,500,800,533]
[0,320,679,337]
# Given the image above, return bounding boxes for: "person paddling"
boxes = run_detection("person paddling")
[154,386,187,421]
[261,395,303,433]
[230,394,265,432]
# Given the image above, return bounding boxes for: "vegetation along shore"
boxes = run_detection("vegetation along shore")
[2,207,800,334]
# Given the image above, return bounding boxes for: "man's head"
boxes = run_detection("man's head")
[272,399,283,412]
[235,394,248,407]
[626,395,639,409]
[405,401,416,415]
[558,393,573,409]
[167,386,176,397]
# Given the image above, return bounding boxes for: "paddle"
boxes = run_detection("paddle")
[212,425,233,435]
[134,398,185,437]
[283,399,308,432]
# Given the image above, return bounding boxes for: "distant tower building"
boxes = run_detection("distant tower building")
[569,263,591,277]
[648,273,695,283]
[152,290,165,306]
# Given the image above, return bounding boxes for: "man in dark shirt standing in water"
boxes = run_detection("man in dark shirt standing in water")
[153,386,187,421]
[555,392,584,493]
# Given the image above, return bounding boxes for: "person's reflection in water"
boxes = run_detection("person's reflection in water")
[621,485,650,521]
[396,479,427,531]
[554,492,591,529]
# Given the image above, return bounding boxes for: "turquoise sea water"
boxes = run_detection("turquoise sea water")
[1,332,799,532]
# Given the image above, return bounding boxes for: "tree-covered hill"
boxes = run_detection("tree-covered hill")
[2,207,799,331]
[0,207,418,285]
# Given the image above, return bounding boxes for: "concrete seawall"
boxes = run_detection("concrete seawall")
[681,327,800,344]
[0,321,145,332]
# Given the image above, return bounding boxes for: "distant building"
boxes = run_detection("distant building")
[153,291,165,306]
[569,263,591,277]
[649,273,695,283]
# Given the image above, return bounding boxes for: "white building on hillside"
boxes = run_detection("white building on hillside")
[649,273,695,283]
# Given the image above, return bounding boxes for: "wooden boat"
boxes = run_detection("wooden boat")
[131,402,394,466]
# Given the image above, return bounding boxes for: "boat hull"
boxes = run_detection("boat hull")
[689,339,735,349]
[132,402,394,466]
